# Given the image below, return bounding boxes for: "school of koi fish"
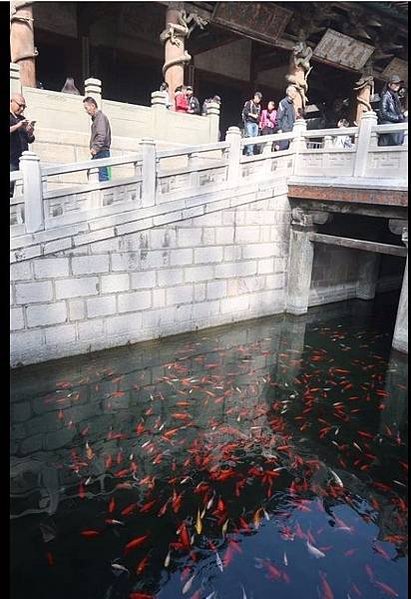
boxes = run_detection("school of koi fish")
[10,294,408,599]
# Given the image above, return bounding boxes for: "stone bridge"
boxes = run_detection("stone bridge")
[10,113,408,366]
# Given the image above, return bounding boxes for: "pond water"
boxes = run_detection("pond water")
[10,292,408,599]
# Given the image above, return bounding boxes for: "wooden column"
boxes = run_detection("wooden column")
[161,5,189,102]
[354,74,374,125]
[10,1,37,88]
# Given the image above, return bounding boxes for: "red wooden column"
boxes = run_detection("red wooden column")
[10,1,37,88]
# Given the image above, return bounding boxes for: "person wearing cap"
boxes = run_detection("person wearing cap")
[186,86,201,115]
[378,74,406,146]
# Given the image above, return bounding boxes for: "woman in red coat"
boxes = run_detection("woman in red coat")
[175,85,189,112]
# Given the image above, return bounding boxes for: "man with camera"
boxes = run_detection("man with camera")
[10,93,35,197]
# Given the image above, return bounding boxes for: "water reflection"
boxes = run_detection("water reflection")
[10,292,407,599]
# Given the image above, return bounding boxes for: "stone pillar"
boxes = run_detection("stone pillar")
[140,138,156,208]
[151,90,168,139]
[225,127,242,186]
[392,229,408,354]
[206,100,220,142]
[353,111,378,177]
[286,208,316,315]
[10,62,22,95]
[19,151,44,233]
[356,252,381,300]
[84,78,102,109]
[10,1,37,88]
[291,118,307,174]
[379,348,408,437]
[161,5,190,103]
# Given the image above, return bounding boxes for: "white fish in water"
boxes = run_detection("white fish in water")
[353,442,363,452]
[393,480,406,487]
[111,563,129,575]
[182,574,195,594]
[283,551,288,566]
[164,549,171,567]
[216,551,224,572]
[306,539,325,559]
[330,469,343,487]
[263,508,270,521]
[205,593,216,599]
[241,585,248,599]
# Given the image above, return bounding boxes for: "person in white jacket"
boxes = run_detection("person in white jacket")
[333,118,353,149]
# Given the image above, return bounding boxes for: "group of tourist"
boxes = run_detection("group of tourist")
[241,86,300,156]
[159,81,221,117]
[9,73,408,196]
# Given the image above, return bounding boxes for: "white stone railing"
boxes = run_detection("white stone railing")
[10,113,408,238]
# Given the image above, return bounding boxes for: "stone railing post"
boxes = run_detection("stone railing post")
[151,90,168,110]
[140,138,156,208]
[151,91,168,139]
[10,62,22,95]
[353,110,378,177]
[392,228,408,354]
[19,151,44,233]
[225,126,242,186]
[188,152,200,187]
[84,77,102,109]
[291,118,307,175]
[87,167,100,211]
[207,100,220,142]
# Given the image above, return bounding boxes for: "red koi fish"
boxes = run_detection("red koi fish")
[80,530,100,538]
[179,523,191,549]
[374,580,399,597]
[135,555,150,575]
[140,500,156,514]
[124,534,149,555]
[319,571,334,599]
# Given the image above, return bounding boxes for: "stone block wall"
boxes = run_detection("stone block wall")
[309,244,403,306]
[10,189,291,367]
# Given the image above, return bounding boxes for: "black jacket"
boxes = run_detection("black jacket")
[242,100,261,124]
[188,96,201,115]
[379,88,404,124]
[277,97,296,132]
[10,113,35,164]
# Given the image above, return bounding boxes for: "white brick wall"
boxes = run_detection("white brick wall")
[10,307,24,331]
[56,277,99,299]
[16,281,53,304]
[101,274,129,294]
[10,187,293,367]
[87,296,117,318]
[26,302,67,327]
[118,291,151,313]
[72,255,110,275]
[34,258,69,279]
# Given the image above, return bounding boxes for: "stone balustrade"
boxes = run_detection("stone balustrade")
[10,114,408,239]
